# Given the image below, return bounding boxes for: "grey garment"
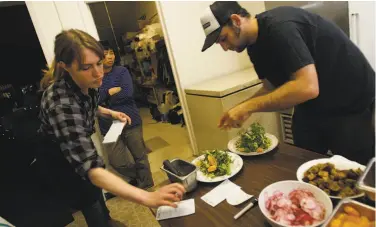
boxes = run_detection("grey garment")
[106,125,154,188]
[105,137,137,181]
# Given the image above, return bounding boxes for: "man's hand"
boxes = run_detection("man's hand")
[109,87,122,96]
[111,110,132,125]
[219,103,251,130]
[142,183,186,208]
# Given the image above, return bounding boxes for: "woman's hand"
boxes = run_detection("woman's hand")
[110,110,132,125]
[142,183,186,208]
[109,87,122,96]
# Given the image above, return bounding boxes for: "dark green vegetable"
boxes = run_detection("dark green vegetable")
[196,150,233,178]
[303,162,363,197]
[236,123,271,153]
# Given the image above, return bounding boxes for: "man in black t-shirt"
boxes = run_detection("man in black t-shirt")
[200,2,375,164]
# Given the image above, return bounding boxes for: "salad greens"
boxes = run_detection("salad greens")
[236,123,271,153]
[196,150,233,178]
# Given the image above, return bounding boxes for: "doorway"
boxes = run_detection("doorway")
[87,1,193,185]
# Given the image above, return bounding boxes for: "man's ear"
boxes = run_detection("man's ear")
[230,14,242,27]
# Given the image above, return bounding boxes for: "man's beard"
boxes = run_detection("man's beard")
[234,26,247,52]
[234,26,241,37]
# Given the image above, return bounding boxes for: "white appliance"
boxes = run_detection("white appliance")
[185,68,281,152]
[348,1,375,70]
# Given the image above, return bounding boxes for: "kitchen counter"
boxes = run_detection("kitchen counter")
[185,67,261,97]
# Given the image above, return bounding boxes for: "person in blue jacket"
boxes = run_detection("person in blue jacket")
[98,41,154,189]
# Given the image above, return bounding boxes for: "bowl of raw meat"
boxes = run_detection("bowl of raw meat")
[259,180,333,227]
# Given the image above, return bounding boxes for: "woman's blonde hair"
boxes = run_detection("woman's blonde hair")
[40,29,104,90]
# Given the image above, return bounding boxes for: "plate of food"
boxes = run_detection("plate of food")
[228,123,278,156]
[296,155,366,199]
[192,149,243,183]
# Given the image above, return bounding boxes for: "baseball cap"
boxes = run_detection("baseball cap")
[200,1,242,52]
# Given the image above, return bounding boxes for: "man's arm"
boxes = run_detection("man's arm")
[251,79,274,98]
[243,64,318,113]
[219,64,318,129]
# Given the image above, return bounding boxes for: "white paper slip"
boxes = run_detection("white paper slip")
[0,216,15,227]
[156,199,195,221]
[226,187,253,206]
[103,120,126,144]
[201,180,241,207]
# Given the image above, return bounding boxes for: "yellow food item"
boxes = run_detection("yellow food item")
[345,215,361,223]
[256,147,264,153]
[342,221,357,227]
[329,206,374,227]
[330,219,342,227]
[207,165,217,172]
[337,213,347,221]
[195,160,201,167]
[207,155,217,166]
[344,205,360,217]
[360,216,370,227]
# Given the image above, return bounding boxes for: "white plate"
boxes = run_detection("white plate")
[191,152,243,183]
[296,155,367,199]
[227,133,279,156]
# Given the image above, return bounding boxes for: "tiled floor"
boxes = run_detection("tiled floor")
[67,107,193,226]
[139,108,193,175]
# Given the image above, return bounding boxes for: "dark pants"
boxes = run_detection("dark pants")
[114,126,153,189]
[292,103,375,165]
[81,193,111,227]
[35,135,111,227]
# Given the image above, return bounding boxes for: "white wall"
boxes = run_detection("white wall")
[158,1,265,88]
[26,1,99,65]
[25,2,62,65]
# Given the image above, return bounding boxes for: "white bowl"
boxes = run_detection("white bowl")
[259,180,333,227]
[296,155,366,199]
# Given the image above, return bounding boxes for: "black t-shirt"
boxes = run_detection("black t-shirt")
[248,6,375,117]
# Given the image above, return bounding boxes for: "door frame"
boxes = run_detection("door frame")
[155,1,198,155]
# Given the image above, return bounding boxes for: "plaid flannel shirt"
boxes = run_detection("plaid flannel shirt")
[39,74,104,177]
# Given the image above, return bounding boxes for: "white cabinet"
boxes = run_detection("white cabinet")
[185,68,281,152]
[349,1,375,70]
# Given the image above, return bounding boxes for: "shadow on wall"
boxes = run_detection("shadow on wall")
[0,4,46,86]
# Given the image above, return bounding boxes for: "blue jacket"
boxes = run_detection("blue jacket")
[98,66,142,134]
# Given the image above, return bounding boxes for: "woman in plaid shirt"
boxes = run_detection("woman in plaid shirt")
[38,29,185,227]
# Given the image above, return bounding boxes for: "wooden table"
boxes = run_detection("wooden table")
[157,143,329,227]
